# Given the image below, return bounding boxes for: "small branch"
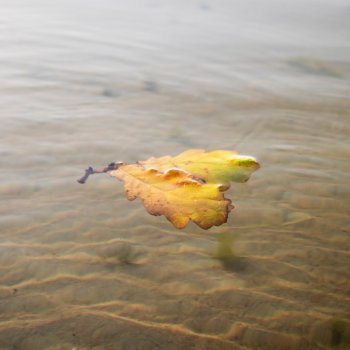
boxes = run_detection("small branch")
[77,162,123,184]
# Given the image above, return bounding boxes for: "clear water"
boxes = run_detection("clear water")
[0,0,349,349]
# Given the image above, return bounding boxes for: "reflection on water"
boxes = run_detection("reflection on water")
[0,0,350,349]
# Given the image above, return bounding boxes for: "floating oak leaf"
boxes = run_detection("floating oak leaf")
[110,165,233,229]
[106,149,260,229]
[139,149,260,190]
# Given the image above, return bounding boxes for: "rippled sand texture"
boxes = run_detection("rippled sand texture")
[1,0,350,349]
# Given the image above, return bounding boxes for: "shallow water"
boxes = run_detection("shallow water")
[1,0,350,349]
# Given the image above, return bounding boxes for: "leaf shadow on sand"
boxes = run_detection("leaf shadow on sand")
[211,231,251,273]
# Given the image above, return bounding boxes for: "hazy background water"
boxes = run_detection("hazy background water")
[0,0,350,349]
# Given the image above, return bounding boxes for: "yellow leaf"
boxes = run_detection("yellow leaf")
[139,149,260,190]
[110,149,259,229]
[111,165,232,229]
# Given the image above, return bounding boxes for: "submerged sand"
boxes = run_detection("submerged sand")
[1,0,350,349]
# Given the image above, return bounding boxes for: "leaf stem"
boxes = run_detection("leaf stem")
[77,162,122,184]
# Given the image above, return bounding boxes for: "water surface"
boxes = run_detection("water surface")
[0,0,350,349]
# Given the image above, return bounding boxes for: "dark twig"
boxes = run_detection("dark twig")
[77,162,122,184]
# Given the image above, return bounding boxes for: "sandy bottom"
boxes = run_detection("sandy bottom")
[1,1,350,348]
[1,88,350,350]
